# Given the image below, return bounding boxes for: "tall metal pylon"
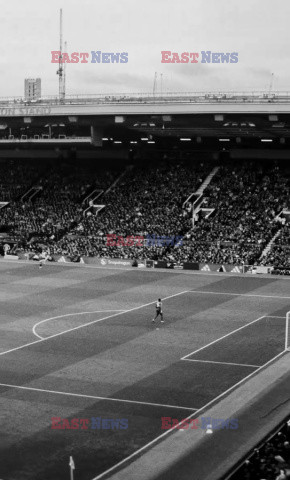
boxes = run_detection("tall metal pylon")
[56,9,65,100]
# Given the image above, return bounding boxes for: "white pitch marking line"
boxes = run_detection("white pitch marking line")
[2,258,290,281]
[32,310,126,340]
[0,290,189,356]
[182,358,261,368]
[188,290,290,300]
[181,315,266,360]
[91,349,287,480]
[0,383,197,412]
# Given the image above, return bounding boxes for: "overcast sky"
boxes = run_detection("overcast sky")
[1,0,289,97]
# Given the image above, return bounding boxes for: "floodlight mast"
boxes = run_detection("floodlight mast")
[56,9,65,101]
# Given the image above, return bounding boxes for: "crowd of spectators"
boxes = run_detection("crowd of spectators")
[0,159,47,201]
[231,418,290,480]
[261,225,290,269]
[183,163,289,265]
[0,158,289,268]
[51,161,289,267]
[0,160,120,243]
[50,159,211,258]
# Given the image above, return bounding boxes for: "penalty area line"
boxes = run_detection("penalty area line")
[181,315,266,360]
[91,349,287,480]
[188,290,290,300]
[182,358,261,368]
[0,383,197,412]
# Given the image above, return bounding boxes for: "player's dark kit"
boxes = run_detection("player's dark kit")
[152,298,164,324]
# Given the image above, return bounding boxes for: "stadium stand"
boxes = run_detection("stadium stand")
[50,159,211,258]
[0,160,120,244]
[230,417,290,480]
[50,160,289,266]
[0,158,289,270]
[261,225,290,269]
[0,159,48,201]
[185,163,289,265]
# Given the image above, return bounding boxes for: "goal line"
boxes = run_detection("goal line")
[285,311,290,351]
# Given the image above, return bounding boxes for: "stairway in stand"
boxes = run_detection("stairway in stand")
[259,229,281,260]
[195,166,219,196]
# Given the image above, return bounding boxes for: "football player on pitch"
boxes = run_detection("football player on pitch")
[152,298,164,324]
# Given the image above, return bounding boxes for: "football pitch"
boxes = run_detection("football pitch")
[0,262,289,480]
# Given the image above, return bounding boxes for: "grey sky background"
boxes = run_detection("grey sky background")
[1,0,289,97]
